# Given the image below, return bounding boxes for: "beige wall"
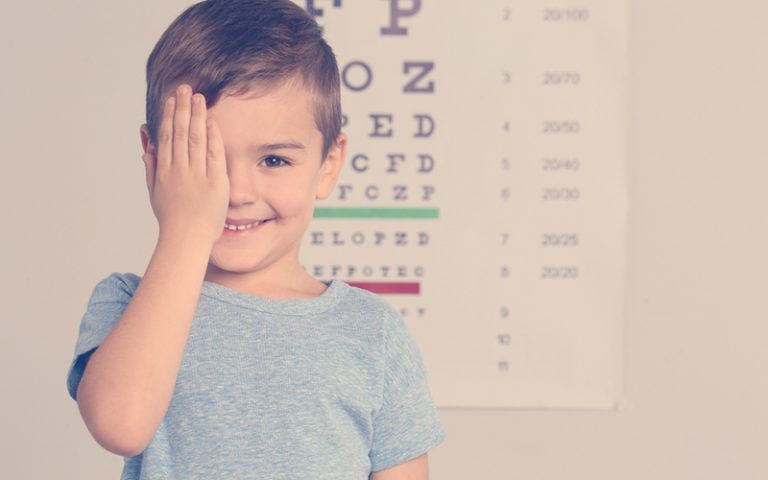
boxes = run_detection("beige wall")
[2,1,766,478]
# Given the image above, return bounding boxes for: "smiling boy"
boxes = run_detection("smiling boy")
[66,1,445,478]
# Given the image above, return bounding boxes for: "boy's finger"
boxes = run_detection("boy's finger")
[206,119,227,180]
[157,96,174,173]
[188,93,207,174]
[173,84,192,167]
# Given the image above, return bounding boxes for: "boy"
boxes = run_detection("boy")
[65,1,446,478]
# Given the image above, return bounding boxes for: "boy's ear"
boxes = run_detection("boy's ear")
[139,124,154,154]
[316,133,347,200]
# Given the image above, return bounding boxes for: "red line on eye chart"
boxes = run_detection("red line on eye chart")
[347,282,421,295]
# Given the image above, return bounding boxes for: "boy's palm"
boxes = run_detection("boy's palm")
[143,85,229,247]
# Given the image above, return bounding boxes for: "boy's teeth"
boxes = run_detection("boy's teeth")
[224,221,260,231]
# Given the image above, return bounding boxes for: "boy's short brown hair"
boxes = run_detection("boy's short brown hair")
[145,0,341,157]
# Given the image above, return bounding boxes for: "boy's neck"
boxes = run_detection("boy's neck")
[204,263,328,299]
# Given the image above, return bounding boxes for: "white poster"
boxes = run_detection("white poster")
[298,0,627,408]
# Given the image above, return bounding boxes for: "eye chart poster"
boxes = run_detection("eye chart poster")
[297,0,627,408]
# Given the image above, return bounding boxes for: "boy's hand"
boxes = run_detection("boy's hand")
[142,84,229,247]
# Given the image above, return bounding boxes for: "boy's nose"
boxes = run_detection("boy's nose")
[227,165,259,208]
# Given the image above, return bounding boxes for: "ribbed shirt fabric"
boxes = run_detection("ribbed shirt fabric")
[67,273,446,479]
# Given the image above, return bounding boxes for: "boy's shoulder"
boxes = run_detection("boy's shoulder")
[96,271,141,287]
[88,272,141,303]
[334,282,406,324]
[337,282,397,310]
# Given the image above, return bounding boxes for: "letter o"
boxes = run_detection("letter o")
[352,232,365,245]
[342,61,373,92]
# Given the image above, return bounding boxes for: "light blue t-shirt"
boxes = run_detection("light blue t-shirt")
[67,273,446,479]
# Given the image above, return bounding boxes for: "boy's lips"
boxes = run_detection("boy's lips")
[222,218,272,233]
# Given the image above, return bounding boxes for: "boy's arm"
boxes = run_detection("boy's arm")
[370,453,429,480]
[75,85,229,457]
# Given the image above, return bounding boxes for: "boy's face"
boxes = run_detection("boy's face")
[193,80,344,285]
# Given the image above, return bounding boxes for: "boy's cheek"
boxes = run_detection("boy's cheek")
[273,182,319,210]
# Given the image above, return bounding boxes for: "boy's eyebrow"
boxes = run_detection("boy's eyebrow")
[253,142,306,152]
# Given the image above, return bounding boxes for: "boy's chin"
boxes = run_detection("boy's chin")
[206,237,304,278]
[207,258,264,275]
[206,249,292,278]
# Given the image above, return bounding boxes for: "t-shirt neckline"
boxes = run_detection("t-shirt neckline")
[199,279,346,316]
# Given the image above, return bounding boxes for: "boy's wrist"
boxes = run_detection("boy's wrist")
[156,229,217,258]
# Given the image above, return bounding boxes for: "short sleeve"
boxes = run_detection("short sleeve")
[369,312,446,472]
[66,272,140,401]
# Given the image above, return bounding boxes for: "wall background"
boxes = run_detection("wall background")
[1,0,766,478]
[304,0,629,410]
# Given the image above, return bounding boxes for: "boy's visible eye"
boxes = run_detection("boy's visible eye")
[262,156,289,168]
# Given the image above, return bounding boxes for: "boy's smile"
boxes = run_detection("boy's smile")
[200,78,345,296]
[222,217,273,234]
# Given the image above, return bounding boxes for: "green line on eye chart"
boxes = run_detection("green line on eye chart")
[313,207,440,219]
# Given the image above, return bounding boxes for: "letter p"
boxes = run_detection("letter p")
[381,0,422,36]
